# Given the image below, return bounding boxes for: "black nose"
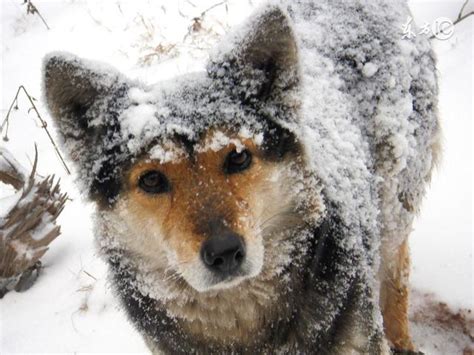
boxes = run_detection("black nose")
[200,232,245,274]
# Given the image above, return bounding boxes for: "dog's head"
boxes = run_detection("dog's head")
[43,7,324,293]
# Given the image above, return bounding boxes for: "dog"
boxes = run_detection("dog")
[43,0,440,353]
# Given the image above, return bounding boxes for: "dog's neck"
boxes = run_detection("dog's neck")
[162,276,288,345]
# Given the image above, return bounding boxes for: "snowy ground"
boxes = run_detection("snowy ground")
[0,0,472,353]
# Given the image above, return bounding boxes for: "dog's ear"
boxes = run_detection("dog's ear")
[43,53,127,142]
[208,6,299,106]
[43,53,129,202]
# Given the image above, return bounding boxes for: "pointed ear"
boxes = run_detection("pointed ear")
[42,53,129,203]
[43,53,127,140]
[208,6,299,105]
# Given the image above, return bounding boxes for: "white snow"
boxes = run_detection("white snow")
[149,143,184,164]
[362,62,379,77]
[0,0,471,353]
[0,189,21,220]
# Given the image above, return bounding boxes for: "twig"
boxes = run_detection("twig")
[83,270,98,281]
[454,11,474,26]
[116,2,123,15]
[430,0,473,39]
[23,0,50,30]
[0,86,71,175]
[183,1,228,41]
[199,1,227,18]
[457,0,469,21]
[87,9,112,33]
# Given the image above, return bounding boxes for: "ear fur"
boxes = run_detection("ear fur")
[208,6,299,105]
[42,53,129,203]
[43,52,127,140]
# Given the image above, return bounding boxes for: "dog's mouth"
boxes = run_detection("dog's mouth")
[181,260,258,292]
[205,260,258,289]
[176,245,263,293]
[206,275,248,292]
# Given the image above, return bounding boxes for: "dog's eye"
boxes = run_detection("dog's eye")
[138,170,170,194]
[224,149,252,174]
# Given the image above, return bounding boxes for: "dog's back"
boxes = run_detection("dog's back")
[286,0,440,349]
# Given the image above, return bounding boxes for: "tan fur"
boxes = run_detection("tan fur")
[380,239,414,351]
[125,136,270,274]
[378,126,442,350]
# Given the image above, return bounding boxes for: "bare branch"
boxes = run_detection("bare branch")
[199,1,227,18]
[430,0,473,39]
[24,0,50,30]
[1,86,71,175]
[183,1,228,42]
[457,0,469,21]
[453,10,474,26]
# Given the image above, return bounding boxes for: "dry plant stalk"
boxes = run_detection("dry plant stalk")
[0,146,67,298]
[23,0,50,30]
[1,85,71,175]
[138,1,229,65]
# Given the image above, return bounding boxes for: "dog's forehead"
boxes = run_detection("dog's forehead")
[120,72,264,157]
[143,128,264,164]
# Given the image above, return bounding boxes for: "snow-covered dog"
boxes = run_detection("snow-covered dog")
[43,1,440,353]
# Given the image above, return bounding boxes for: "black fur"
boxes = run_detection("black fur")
[261,120,301,161]
[89,85,130,205]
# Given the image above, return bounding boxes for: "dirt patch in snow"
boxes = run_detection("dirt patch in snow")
[410,290,473,355]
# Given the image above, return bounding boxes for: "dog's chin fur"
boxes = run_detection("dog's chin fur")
[181,252,264,293]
